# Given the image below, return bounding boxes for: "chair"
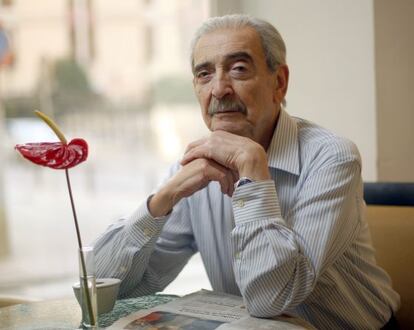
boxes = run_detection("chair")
[0,295,40,308]
[364,182,414,329]
[364,182,414,206]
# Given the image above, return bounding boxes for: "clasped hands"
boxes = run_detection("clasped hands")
[149,131,270,217]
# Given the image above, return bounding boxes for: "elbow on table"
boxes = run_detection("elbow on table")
[243,291,292,318]
[242,276,315,318]
[244,299,285,318]
[240,253,316,317]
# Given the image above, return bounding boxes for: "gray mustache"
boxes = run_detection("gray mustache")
[208,97,247,116]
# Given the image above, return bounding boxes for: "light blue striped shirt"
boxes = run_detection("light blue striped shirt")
[94,109,400,329]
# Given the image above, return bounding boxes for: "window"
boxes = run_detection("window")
[0,0,210,300]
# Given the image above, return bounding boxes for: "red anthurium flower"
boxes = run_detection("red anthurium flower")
[15,138,88,170]
[14,111,96,325]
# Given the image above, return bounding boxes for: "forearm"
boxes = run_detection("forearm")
[148,188,174,218]
[94,190,197,298]
[231,181,315,316]
[233,222,315,316]
[93,201,168,297]
[231,161,361,317]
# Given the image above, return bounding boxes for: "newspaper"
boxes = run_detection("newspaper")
[108,289,314,330]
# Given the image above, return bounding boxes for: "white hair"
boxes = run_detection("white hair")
[190,14,286,72]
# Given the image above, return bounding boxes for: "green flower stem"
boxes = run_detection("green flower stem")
[65,169,96,326]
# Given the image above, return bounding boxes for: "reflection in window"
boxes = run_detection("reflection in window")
[1,0,13,7]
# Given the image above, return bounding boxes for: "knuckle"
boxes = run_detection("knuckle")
[199,158,209,167]
[198,159,210,176]
[205,140,213,150]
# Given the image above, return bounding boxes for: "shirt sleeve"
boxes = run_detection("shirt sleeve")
[231,144,362,317]
[93,165,197,298]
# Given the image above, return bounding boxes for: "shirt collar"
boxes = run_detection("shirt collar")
[266,109,300,176]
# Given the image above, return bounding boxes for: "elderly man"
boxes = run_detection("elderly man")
[94,15,399,329]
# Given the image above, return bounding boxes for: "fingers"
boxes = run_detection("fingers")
[181,131,247,170]
[182,137,232,169]
[173,158,237,199]
[182,137,213,167]
[183,137,207,155]
[201,159,236,197]
[181,144,209,166]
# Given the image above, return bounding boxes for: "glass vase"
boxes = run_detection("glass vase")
[78,246,98,329]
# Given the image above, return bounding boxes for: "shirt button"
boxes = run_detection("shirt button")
[234,252,241,260]
[237,199,245,208]
[143,228,152,237]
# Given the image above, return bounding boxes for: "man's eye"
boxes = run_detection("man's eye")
[233,65,247,72]
[197,71,210,79]
[231,64,250,76]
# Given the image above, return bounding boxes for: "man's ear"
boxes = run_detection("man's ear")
[273,65,289,104]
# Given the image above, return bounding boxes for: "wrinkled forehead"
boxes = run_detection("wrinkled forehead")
[192,27,266,70]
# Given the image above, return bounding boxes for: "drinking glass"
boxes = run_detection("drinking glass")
[78,246,98,329]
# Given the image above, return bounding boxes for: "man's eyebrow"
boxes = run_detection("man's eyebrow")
[193,52,254,74]
[225,51,254,63]
[193,62,212,74]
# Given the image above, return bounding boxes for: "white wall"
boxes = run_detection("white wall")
[240,0,377,180]
[374,0,414,182]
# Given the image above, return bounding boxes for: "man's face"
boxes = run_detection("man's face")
[192,27,288,148]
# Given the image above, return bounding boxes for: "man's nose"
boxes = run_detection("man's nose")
[211,73,233,99]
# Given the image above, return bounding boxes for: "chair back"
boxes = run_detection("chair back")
[364,182,414,329]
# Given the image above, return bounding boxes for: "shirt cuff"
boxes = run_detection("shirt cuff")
[125,196,170,242]
[232,180,283,225]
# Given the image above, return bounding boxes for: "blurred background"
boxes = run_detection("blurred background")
[0,0,413,300]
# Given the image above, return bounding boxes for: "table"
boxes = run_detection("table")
[0,294,176,329]
[0,294,314,329]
